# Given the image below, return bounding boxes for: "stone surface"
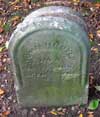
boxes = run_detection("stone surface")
[8,6,90,107]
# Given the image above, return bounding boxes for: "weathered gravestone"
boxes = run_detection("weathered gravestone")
[8,6,90,107]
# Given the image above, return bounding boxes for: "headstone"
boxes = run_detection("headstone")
[8,6,90,107]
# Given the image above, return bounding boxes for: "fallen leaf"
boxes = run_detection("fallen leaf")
[89,33,94,40]
[10,16,20,22]
[9,0,20,5]
[0,19,3,26]
[94,3,100,8]
[14,5,22,10]
[73,0,80,2]
[0,27,4,33]
[57,107,62,111]
[5,41,9,49]
[91,47,98,53]
[96,30,100,38]
[12,21,18,26]
[79,113,83,117]
[32,108,37,111]
[0,88,5,95]
[95,86,100,91]
[4,66,7,71]
[2,110,10,116]
[0,46,5,52]
[87,112,94,117]
[90,7,95,12]
[98,43,100,46]
[2,58,7,63]
[87,111,94,115]
[88,99,99,110]
[87,111,94,117]
[57,111,64,115]
[88,115,94,117]
[50,111,58,115]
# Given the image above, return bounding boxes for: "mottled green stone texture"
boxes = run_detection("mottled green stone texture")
[8,6,90,107]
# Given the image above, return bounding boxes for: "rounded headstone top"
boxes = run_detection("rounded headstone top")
[23,6,81,20]
[8,6,88,53]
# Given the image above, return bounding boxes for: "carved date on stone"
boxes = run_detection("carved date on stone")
[8,6,90,107]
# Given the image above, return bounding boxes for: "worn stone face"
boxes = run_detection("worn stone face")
[8,6,90,107]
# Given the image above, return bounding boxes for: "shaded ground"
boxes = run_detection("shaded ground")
[0,0,100,117]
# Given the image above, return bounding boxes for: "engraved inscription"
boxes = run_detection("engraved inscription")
[17,30,80,85]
